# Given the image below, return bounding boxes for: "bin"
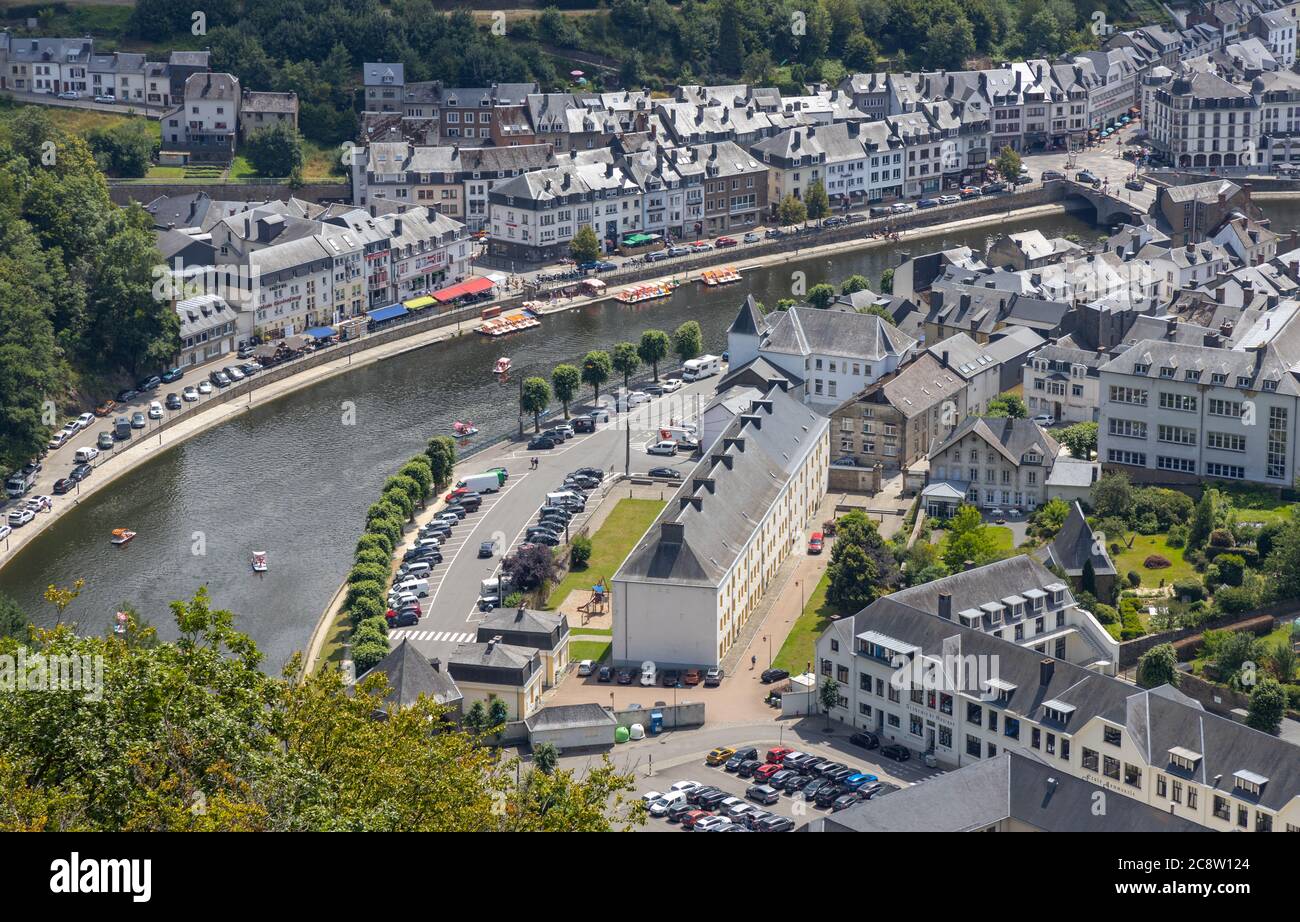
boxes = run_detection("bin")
[649,711,664,735]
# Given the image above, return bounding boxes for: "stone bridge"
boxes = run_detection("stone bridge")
[1061,180,1150,226]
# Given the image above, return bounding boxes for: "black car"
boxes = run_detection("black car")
[403,547,443,564]
[822,215,846,228]
[880,744,911,762]
[826,767,856,784]
[137,376,162,392]
[760,668,789,684]
[868,205,891,217]
[538,517,569,534]
[165,393,182,410]
[784,753,820,773]
[810,760,839,777]
[530,532,560,547]
[666,800,697,823]
[858,782,887,800]
[526,525,562,541]
[801,778,833,801]
[440,504,468,520]
[116,388,139,403]
[685,785,719,805]
[647,467,682,480]
[725,747,758,771]
[783,773,812,794]
[537,506,572,522]
[70,463,93,482]
[449,494,481,512]
[53,477,76,494]
[736,759,762,778]
[477,540,496,558]
[756,815,795,832]
[616,669,633,685]
[980,181,1007,194]
[768,769,796,789]
[597,665,613,683]
[528,436,556,450]
[850,731,880,750]
[542,428,568,443]
[387,610,419,628]
[695,788,728,809]
[572,417,595,433]
[815,784,845,808]
[210,370,232,388]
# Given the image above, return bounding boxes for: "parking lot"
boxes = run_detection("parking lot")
[608,726,944,832]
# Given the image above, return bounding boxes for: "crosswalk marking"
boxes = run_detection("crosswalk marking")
[390,629,477,644]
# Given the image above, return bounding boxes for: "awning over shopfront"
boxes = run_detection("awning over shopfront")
[366,304,409,323]
[431,276,494,302]
[304,326,336,338]
[404,296,436,311]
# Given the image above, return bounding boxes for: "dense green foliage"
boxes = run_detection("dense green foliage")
[0,108,179,477]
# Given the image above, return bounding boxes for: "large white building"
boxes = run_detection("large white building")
[612,382,829,668]
[815,572,1300,830]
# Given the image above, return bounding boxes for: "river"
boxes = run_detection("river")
[5,202,1296,669]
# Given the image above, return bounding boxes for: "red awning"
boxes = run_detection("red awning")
[432,276,495,302]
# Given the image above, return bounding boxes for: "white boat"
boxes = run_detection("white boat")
[110,528,136,546]
[493,357,512,376]
[251,551,268,572]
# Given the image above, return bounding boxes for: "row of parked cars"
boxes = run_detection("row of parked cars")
[641,779,796,832]
[703,741,904,813]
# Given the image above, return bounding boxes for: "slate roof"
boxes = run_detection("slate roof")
[856,352,965,420]
[761,306,915,361]
[1044,501,1117,577]
[476,606,570,651]
[525,703,617,733]
[929,416,1060,466]
[360,639,463,710]
[728,295,767,337]
[816,750,1209,832]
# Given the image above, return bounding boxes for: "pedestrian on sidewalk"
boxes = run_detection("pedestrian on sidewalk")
[751,654,757,670]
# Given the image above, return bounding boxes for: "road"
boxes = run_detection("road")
[385,373,722,662]
[1020,126,1158,213]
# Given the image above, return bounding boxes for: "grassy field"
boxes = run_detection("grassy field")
[771,571,834,675]
[0,98,159,138]
[546,498,665,610]
[570,639,612,663]
[1113,534,1196,584]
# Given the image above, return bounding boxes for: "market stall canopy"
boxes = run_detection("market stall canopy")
[305,326,336,338]
[366,303,409,323]
[284,334,310,351]
[252,344,278,360]
[404,296,436,311]
[431,276,494,302]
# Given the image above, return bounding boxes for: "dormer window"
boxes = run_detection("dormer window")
[1264,379,1278,392]
[1169,746,1201,773]
[1237,376,1252,388]
[1042,699,1076,724]
[1211,373,1226,384]
[1185,370,1201,382]
[1160,366,1176,379]
[1233,770,1267,798]
[1133,363,1150,374]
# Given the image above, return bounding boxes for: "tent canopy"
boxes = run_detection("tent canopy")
[432,276,494,302]
[367,304,408,323]
[305,326,336,338]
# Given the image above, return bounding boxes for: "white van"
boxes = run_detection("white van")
[615,391,650,411]
[457,472,502,493]
[546,490,586,509]
[73,446,99,464]
[649,791,687,816]
[402,561,432,580]
[395,577,429,597]
[681,354,721,382]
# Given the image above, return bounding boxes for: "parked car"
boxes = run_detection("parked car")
[197,381,213,395]
[756,815,795,832]
[743,232,761,243]
[831,793,860,812]
[765,746,795,764]
[822,215,847,227]
[616,669,633,685]
[1041,169,1066,181]
[528,436,556,450]
[647,467,681,480]
[210,370,232,388]
[746,784,780,805]
[807,532,824,554]
[387,609,419,628]
[880,744,911,762]
[736,759,762,778]
[760,668,789,684]
[683,668,701,685]
[715,236,738,248]
[53,477,76,495]
[661,668,681,687]
[849,730,879,750]
[1032,413,1055,427]
[147,401,163,419]
[706,746,736,766]
[97,432,115,450]
[130,412,146,429]
[597,665,613,683]
[704,666,724,687]
[577,659,595,677]
[1125,177,1145,191]
[7,508,35,527]
[138,375,162,392]
[725,747,759,771]
[917,198,939,209]
[1076,170,1100,185]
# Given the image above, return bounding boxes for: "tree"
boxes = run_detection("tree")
[1189,490,1218,549]
[424,436,456,490]
[570,535,593,568]
[673,321,702,364]
[487,698,510,731]
[1246,677,1286,734]
[398,458,432,502]
[1031,497,1071,537]
[1271,639,1297,684]
[819,676,839,729]
[840,275,872,295]
[924,16,976,70]
[996,145,1022,182]
[570,225,601,264]
[1137,643,1179,689]
[0,593,28,641]
[611,341,641,390]
[243,122,304,178]
[503,544,559,596]
[941,505,1004,571]
[638,329,671,381]
[879,267,894,294]
[805,180,831,221]
[44,579,85,626]
[551,364,581,419]
[520,377,551,432]
[1058,421,1097,459]
[1091,472,1134,523]
[777,194,807,227]
[985,394,1027,419]
[582,350,613,404]
[826,543,880,613]
[1080,558,1097,598]
[87,121,158,178]
[532,741,560,775]
[807,283,837,310]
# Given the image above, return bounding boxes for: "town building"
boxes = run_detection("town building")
[1024,342,1106,423]
[448,636,545,721]
[475,605,571,689]
[612,382,829,668]
[927,416,1060,512]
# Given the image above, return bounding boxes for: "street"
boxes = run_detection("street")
[386,373,722,661]
[1020,126,1158,213]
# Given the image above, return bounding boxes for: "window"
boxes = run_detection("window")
[1103,726,1122,746]
[1158,456,1196,473]
[1109,385,1148,405]
[1159,392,1197,412]
[1107,449,1147,466]
[1158,424,1196,445]
[1082,747,1099,771]
[1109,418,1147,439]
[1205,462,1245,479]
[1207,431,1246,452]
[1103,755,1121,780]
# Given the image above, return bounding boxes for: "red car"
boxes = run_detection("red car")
[766,746,795,764]
[680,809,712,829]
[754,763,782,781]
[715,236,738,248]
[444,487,467,502]
[808,532,824,554]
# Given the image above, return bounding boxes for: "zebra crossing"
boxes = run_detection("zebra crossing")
[388,629,477,645]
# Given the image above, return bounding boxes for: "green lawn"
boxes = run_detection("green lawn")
[570,639,612,663]
[1113,534,1196,584]
[546,498,665,610]
[934,525,1015,558]
[771,571,834,675]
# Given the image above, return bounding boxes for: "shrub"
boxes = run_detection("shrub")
[1143,554,1171,569]
[570,535,593,569]
[1127,570,1141,587]
[345,579,385,612]
[1172,579,1204,602]
[352,639,389,674]
[356,532,393,557]
[353,619,388,648]
[347,594,384,625]
[1215,586,1256,615]
[1216,553,1246,587]
[1092,603,1119,624]
[1166,524,1188,548]
[354,547,391,569]
[348,563,389,586]
[1209,528,1234,547]
[503,591,524,608]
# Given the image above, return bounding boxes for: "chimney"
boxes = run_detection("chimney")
[661,521,685,545]
[941,350,950,366]
[678,494,703,512]
[1216,286,1225,303]
[393,217,403,238]
[710,452,734,470]
[1039,658,1055,686]
[938,592,952,620]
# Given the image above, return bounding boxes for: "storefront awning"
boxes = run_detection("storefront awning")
[404,296,436,311]
[431,276,494,302]
[304,326,336,339]
[366,304,408,323]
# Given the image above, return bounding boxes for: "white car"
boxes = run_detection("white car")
[148,400,164,420]
[74,446,99,464]
[0,524,10,541]
[669,779,702,794]
[640,790,663,805]
[1032,413,1055,427]
[693,815,731,832]
[647,439,678,456]
[75,412,95,430]
[198,380,214,395]
[47,431,71,450]
[26,495,52,512]
[182,386,199,402]
[617,391,650,411]
[576,659,595,676]
[7,508,35,527]
[56,91,79,100]
[660,379,683,394]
